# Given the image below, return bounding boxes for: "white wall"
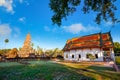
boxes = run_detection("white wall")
[64,48,104,61]
[64,51,69,60]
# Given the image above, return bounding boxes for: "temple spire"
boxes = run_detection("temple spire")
[18,33,33,57]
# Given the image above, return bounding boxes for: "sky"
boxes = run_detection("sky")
[0,0,120,50]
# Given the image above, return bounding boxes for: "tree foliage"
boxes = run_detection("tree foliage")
[87,53,96,61]
[45,48,63,58]
[0,49,11,55]
[31,43,34,46]
[5,48,18,58]
[37,46,44,55]
[114,42,120,53]
[49,0,119,26]
[4,39,9,44]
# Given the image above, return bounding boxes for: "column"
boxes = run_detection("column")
[110,48,115,61]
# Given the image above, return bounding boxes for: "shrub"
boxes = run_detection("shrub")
[115,56,120,65]
[87,53,96,61]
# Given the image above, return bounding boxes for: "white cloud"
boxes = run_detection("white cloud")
[14,27,20,34]
[0,0,14,14]
[63,23,85,34]
[19,0,30,6]
[44,26,57,32]
[13,27,20,38]
[105,21,113,26]
[19,17,25,22]
[0,19,1,24]
[25,1,30,6]
[85,25,101,32]
[19,0,23,3]
[52,27,57,32]
[63,23,101,34]
[0,24,12,36]
[44,26,50,31]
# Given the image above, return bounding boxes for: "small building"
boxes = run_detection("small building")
[0,54,6,61]
[5,48,18,59]
[63,32,115,62]
[0,54,2,61]
[28,53,36,59]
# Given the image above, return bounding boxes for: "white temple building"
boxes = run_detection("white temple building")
[63,32,115,62]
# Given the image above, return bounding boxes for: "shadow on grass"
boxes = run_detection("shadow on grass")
[87,66,115,71]
[0,61,95,80]
[55,62,120,80]
[85,66,120,80]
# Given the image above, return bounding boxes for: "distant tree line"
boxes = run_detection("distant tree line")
[0,49,11,55]
[0,38,63,60]
[36,46,63,59]
[0,47,63,60]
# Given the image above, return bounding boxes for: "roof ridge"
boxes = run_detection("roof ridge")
[67,32,110,42]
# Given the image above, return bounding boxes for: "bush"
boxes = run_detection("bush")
[86,53,96,61]
[56,55,63,59]
[115,56,120,65]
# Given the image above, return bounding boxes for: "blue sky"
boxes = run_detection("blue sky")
[0,0,120,49]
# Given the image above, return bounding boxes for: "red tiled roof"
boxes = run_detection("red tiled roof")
[63,32,114,51]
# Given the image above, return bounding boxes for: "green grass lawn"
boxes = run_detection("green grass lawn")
[0,61,120,80]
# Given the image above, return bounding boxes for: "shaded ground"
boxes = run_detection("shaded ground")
[118,65,120,69]
[0,61,120,80]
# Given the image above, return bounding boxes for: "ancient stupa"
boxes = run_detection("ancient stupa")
[18,33,33,58]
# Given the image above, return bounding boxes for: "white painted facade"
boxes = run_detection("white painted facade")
[64,48,115,62]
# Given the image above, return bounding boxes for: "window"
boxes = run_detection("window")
[78,54,81,58]
[95,54,98,58]
[72,54,74,58]
[66,54,68,58]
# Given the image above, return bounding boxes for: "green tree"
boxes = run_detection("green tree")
[87,53,96,61]
[4,39,9,44]
[44,48,59,58]
[0,50,3,55]
[37,46,43,55]
[49,0,119,26]
[45,49,53,57]
[114,42,120,53]
[52,48,59,57]
[47,48,63,58]
[4,39,9,53]
[51,48,60,57]
[19,47,22,51]
[31,43,34,48]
